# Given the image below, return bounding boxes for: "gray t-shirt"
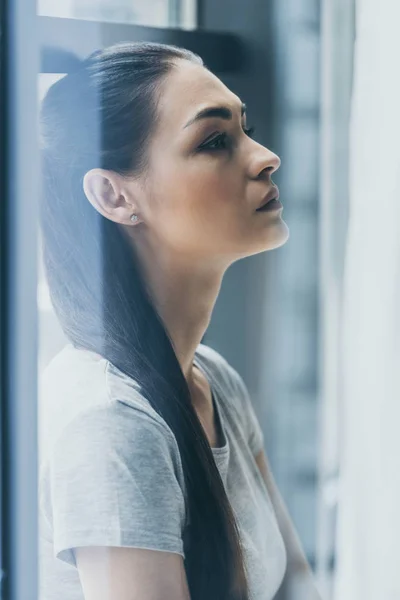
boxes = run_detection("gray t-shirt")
[39,342,287,600]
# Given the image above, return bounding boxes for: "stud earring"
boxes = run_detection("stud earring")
[130,214,139,224]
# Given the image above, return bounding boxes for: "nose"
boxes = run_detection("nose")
[249,145,281,180]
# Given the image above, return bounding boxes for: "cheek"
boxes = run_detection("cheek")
[177,160,242,215]
[154,161,215,211]
[151,147,242,209]
[156,182,217,248]
[147,159,246,252]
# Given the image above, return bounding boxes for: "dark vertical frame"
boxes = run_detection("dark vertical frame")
[0,0,7,591]
[1,0,39,597]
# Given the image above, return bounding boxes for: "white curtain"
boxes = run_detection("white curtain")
[334,1,400,599]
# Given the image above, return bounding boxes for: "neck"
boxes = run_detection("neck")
[129,234,228,385]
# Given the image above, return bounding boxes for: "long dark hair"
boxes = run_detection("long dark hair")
[39,42,249,599]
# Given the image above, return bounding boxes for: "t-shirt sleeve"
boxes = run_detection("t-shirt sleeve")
[44,401,186,567]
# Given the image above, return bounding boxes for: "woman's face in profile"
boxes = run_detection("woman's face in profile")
[130,59,289,264]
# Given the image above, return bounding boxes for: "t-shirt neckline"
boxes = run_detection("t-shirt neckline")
[193,351,229,454]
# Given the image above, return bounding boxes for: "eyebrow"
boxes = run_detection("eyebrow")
[183,102,247,129]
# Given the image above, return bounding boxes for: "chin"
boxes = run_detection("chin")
[250,219,290,256]
[220,218,290,263]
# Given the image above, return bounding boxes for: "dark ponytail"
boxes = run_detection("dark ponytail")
[39,42,249,600]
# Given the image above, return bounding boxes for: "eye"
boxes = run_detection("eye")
[198,125,256,152]
[199,132,229,151]
[243,126,256,138]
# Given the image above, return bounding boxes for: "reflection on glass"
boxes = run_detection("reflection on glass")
[38,75,69,376]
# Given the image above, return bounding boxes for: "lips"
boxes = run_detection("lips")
[256,186,280,210]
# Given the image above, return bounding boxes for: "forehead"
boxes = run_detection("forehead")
[155,59,242,131]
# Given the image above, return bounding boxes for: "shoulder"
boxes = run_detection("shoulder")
[39,343,181,467]
[48,400,183,485]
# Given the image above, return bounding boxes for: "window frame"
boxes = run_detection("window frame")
[1,0,40,597]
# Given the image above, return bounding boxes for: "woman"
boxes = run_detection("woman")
[39,42,321,600]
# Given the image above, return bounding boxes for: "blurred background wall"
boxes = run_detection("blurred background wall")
[200,0,322,572]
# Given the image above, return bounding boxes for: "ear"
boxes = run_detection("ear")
[82,168,140,225]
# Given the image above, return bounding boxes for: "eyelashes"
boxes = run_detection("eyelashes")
[243,126,255,138]
[198,126,256,152]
